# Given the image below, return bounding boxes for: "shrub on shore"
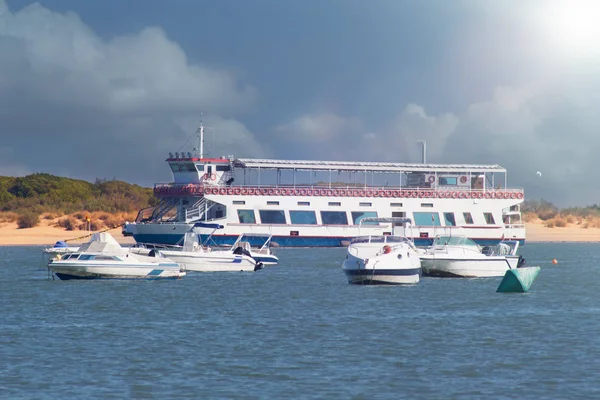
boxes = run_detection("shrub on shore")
[16,212,39,229]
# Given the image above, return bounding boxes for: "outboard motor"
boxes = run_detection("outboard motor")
[517,256,527,268]
[254,262,264,272]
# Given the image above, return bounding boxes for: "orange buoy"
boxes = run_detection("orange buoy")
[552,259,558,264]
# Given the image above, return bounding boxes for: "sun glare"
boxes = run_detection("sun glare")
[539,0,600,56]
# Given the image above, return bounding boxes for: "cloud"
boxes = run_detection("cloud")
[0,1,263,185]
[275,113,360,143]
[276,83,600,206]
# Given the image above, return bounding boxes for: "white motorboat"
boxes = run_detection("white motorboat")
[419,235,523,278]
[342,218,421,285]
[157,232,262,272]
[48,233,185,280]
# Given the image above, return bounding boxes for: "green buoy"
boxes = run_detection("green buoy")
[497,267,541,293]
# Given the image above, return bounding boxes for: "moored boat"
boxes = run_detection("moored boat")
[342,218,421,285]
[419,234,523,278]
[48,233,185,280]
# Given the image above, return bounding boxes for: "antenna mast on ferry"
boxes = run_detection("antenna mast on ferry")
[195,114,204,159]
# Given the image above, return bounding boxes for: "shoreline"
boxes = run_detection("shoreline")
[1,218,600,246]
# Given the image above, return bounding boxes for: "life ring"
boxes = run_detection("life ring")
[428,175,435,183]
[373,190,380,197]
[226,188,233,195]
[353,190,361,197]
[219,188,227,195]
[411,191,418,198]
[202,173,210,181]
[339,189,346,196]
[458,192,465,199]
[248,188,255,195]
[497,192,505,199]
[358,190,365,197]
[490,192,496,199]
[275,189,281,195]
[425,191,432,197]
[460,176,468,184]
[392,190,400,198]
[333,189,340,196]
[418,191,425,197]
[484,192,491,199]
[233,187,240,195]
[517,192,523,199]
[511,192,517,199]
[452,192,458,199]
[406,191,413,198]
[299,189,307,196]
[241,188,248,195]
[326,189,333,196]
[211,173,217,181]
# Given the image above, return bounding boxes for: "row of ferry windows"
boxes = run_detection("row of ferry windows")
[237,210,496,225]
[234,201,404,207]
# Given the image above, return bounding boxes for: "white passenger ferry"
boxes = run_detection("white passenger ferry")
[125,125,525,247]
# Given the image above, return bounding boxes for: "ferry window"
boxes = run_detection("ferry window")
[484,212,495,224]
[328,202,341,206]
[439,177,457,186]
[237,210,256,224]
[195,164,204,171]
[233,200,245,205]
[463,212,474,224]
[290,210,317,225]
[421,203,434,208]
[216,165,230,172]
[297,201,310,206]
[413,212,441,226]
[352,211,378,225]
[259,210,286,224]
[390,203,403,207]
[169,164,181,172]
[444,212,456,226]
[183,163,196,172]
[359,202,372,207]
[267,201,280,206]
[320,211,348,225]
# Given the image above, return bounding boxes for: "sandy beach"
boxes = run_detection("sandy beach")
[0,220,136,246]
[0,217,599,246]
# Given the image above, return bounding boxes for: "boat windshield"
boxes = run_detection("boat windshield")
[350,236,411,244]
[432,236,478,247]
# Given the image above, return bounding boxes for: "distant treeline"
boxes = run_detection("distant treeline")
[0,173,158,228]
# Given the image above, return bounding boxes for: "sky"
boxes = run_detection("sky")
[1,0,600,207]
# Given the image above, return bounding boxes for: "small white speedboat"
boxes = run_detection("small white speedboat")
[48,233,185,280]
[419,235,522,278]
[343,235,422,285]
[157,232,262,272]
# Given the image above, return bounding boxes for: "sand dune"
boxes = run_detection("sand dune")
[0,217,598,246]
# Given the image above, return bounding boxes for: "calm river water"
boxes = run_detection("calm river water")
[1,243,599,399]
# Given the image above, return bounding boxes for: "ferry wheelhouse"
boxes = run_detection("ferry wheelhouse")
[125,126,525,247]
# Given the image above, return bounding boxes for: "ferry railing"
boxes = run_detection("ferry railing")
[153,182,525,198]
